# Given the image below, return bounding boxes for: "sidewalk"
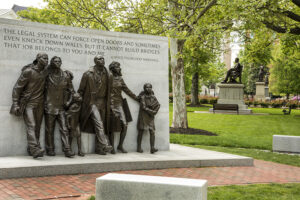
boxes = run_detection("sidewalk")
[1,160,300,200]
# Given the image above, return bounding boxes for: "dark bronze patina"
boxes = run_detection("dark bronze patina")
[137,83,160,154]
[44,56,75,158]
[258,65,265,82]
[78,56,113,155]
[265,72,270,86]
[108,61,139,154]
[66,93,85,156]
[10,53,48,158]
[222,58,243,84]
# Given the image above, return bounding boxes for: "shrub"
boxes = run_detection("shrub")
[200,98,209,104]
[260,102,269,108]
[169,93,173,103]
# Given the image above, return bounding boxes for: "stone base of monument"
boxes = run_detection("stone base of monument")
[0,144,253,179]
[255,82,268,101]
[273,135,300,153]
[209,83,252,114]
[96,173,207,200]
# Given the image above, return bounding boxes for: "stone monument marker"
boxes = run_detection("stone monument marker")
[0,18,169,156]
[255,66,269,101]
[210,58,252,114]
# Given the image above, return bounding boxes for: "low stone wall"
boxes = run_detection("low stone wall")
[96,173,207,200]
[273,135,300,153]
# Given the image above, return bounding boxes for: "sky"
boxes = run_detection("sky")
[0,0,47,9]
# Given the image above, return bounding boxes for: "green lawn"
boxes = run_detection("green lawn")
[170,104,300,167]
[170,104,300,150]
[208,183,300,200]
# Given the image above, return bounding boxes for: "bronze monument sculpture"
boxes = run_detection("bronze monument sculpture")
[265,72,270,86]
[258,65,265,82]
[10,53,163,157]
[10,53,48,158]
[108,61,139,154]
[222,58,243,84]
[66,93,85,156]
[78,56,113,155]
[44,56,75,158]
[137,83,160,154]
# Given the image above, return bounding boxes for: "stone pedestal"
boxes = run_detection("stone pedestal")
[265,86,269,98]
[209,83,252,114]
[255,82,266,101]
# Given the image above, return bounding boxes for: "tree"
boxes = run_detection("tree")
[239,27,275,96]
[270,35,300,98]
[223,0,300,35]
[183,35,224,105]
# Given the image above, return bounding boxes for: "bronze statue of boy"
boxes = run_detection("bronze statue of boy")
[137,83,160,154]
[66,93,85,156]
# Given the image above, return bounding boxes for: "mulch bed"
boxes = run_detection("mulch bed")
[188,104,211,108]
[170,127,217,136]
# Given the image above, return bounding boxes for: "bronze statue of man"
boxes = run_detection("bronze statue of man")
[44,56,75,158]
[222,58,243,83]
[10,53,48,158]
[108,61,139,154]
[78,56,113,155]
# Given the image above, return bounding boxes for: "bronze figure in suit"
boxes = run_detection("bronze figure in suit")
[78,56,113,155]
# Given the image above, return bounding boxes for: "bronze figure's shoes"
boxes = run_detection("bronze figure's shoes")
[46,151,56,156]
[103,145,113,152]
[96,150,106,155]
[137,148,143,153]
[78,152,85,157]
[117,146,128,153]
[32,149,44,158]
[65,151,75,158]
[110,149,116,154]
[150,148,158,154]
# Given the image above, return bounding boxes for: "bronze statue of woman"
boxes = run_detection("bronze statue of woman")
[108,61,139,154]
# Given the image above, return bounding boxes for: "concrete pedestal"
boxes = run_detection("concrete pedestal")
[255,82,266,101]
[209,83,252,114]
[265,86,269,98]
[96,173,207,200]
[273,135,300,153]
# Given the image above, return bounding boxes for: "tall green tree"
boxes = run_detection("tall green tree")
[239,27,274,95]
[270,35,300,98]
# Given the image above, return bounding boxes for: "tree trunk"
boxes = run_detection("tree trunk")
[170,38,188,128]
[190,72,199,105]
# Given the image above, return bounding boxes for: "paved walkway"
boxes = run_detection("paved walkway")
[1,160,300,200]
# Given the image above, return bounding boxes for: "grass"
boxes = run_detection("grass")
[170,103,300,167]
[187,145,300,167]
[170,104,300,150]
[208,183,300,200]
